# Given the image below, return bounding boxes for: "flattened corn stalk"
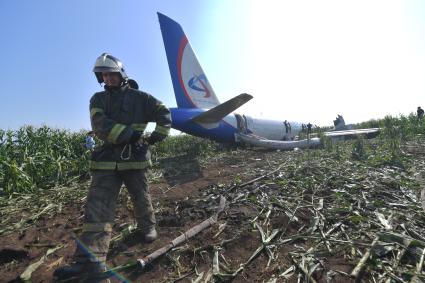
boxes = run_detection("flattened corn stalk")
[137,196,226,269]
[211,223,282,280]
[227,162,286,194]
[289,253,318,283]
[350,237,379,279]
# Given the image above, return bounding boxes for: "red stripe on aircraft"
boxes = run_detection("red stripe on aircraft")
[177,36,196,108]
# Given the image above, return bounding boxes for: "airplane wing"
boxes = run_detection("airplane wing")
[236,133,321,149]
[235,127,380,150]
[323,128,380,138]
[191,93,253,129]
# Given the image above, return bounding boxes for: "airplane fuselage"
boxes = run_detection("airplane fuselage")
[170,108,299,143]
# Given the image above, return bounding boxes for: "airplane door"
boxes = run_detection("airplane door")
[235,114,248,134]
[243,115,253,133]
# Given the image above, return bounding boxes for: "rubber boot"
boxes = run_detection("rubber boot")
[53,262,109,282]
[142,226,157,243]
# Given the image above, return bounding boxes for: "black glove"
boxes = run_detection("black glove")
[129,131,142,143]
[146,132,163,145]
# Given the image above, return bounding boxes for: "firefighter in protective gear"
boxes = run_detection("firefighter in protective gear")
[54,53,172,281]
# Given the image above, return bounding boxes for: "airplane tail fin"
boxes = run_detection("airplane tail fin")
[158,12,220,109]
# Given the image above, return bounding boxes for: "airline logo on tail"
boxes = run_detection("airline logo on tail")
[188,74,211,98]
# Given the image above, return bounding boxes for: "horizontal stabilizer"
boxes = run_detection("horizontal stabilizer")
[191,93,253,128]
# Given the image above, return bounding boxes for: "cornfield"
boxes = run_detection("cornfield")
[0,125,90,197]
[1,113,424,198]
[0,126,221,198]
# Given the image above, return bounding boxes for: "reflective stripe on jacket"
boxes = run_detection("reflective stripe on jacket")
[89,83,171,170]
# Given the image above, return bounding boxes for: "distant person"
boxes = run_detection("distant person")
[417,106,424,120]
[307,123,312,138]
[85,131,96,150]
[284,120,289,133]
[301,124,305,132]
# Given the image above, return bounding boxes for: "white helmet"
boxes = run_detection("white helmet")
[93,53,128,83]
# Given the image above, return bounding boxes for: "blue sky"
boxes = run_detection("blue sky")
[1,1,425,132]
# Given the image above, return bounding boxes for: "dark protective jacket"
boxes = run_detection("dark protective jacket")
[89,84,171,170]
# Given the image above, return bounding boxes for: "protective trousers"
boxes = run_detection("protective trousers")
[73,169,155,263]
